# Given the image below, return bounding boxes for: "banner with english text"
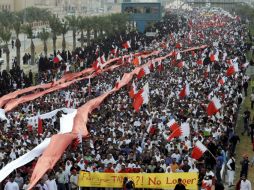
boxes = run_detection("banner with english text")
[78,172,198,189]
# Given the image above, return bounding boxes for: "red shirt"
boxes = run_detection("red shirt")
[104,168,114,173]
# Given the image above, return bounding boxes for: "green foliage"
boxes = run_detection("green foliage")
[38,28,50,42]
[0,27,12,44]
[60,21,69,35]
[0,11,15,29]
[18,7,51,23]
[22,24,33,39]
[48,15,62,36]
[12,13,22,37]
[65,15,78,31]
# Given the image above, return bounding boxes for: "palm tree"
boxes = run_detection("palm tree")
[78,17,93,47]
[60,21,69,51]
[0,28,12,71]
[13,15,22,67]
[92,16,99,40]
[102,15,113,38]
[77,16,85,47]
[65,15,78,50]
[22,25,35,65]
[18,7,51,23]
[38,28,50,56]
[48,15,61,53]
[110,13,128,35]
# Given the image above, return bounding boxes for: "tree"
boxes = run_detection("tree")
[38,28,50,56]
[60,21,69,51]
[66,15,78,50]
[18,7,51,23]
[12,14,22,67]
[0,11,14,71]
[91,16,100,40]
[81,17,93,46]
[77,16,85,47]
[22,25,35,65]
[0,28,12,71]
[102,15,113,38]
[48,15,61,54]
[110,13,128,35]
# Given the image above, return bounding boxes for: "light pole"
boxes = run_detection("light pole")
[23,0,27,52]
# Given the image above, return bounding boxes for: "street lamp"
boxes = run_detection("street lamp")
[23,0,27,52]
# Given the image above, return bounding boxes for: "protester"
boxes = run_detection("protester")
[238,175,251,190]
[4,176,19,190]
[226,154,235,187]
[240,155,250,178]
[174,178,186,190]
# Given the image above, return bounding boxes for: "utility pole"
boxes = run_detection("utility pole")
[23,0,27,52]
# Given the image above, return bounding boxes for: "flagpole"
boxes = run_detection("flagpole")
[166,96,170,108]
[78,130,84,160]
[207,149,217,161]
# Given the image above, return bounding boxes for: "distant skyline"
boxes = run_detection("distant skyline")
[0,0,121,16]
[0,0,253,13]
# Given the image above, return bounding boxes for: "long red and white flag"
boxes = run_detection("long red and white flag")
[100,54,106,64]
[157,60,163,72]
[149,61,155,72]
[196,59,203,65]
[129,81,137,98]
[177,61,185,68]
[115,76,121,88]
[111,46,118,55]
[179,82,190,99]
[53,54,62,63]
[133,56,141,66]
[191,141,207,160]
[122,41,131,49]
[207,97,222,116]
[133,83,149,112]
[226,63,238,76]
[137,65,150,79]
[204,65,210,78]
[165,123,190,141]
[218,76,226,86]
[167,119,180,132]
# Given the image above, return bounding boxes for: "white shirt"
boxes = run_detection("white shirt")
[45,179,57,190]
[4,181,19,190]
[227,158,235,171]
[251,94,254,101]
[127,163,136,168]
[240,179,251,190]
[70,175,78,189]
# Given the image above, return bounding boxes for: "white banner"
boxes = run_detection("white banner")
[0,108,8,121]
[27,108,76,124]
[0,138,51,182]
[0,109,77,182]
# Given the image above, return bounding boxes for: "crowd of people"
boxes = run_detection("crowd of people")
[0,7,254,190]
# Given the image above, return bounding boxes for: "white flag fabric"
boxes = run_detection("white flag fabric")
[27,108,76,122]
[0,108,8,121]
[60,110,77,134]
[0,138,51,182]
[0,109,77,182]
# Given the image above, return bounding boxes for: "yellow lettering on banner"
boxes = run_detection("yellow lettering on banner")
[78,172,198,189]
